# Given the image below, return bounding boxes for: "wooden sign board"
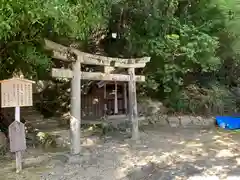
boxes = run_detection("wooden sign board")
[0,78,35,108]
[8,121,26,152]
[52,68,146,82]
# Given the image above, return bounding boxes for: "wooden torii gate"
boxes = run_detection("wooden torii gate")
[44,39,150,154]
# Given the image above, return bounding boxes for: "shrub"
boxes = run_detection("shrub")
[165,84,237,116]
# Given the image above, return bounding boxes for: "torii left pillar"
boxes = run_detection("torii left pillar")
[70,59,81,154]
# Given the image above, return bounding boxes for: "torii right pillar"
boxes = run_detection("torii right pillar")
[128,62,139,140]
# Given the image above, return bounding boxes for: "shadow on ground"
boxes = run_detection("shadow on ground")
[123,127,240,180]
[0,126,239,180]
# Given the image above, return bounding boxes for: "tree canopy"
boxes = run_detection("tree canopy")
[1,0,240,114]
[0,0,111,79]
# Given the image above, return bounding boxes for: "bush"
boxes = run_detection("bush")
[165,84,237,116]
[36,132,57,148]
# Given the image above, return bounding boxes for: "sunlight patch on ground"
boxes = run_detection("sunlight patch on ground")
[188,176,220,180]
[226,177,240,180]
[236,157,240,165]
[186,142,203,147]
[216,149,235,158]
[1,128,239,180]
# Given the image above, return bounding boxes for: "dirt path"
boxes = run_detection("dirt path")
[1,127,239,180]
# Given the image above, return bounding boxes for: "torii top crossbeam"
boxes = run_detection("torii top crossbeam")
[44,39,150,69]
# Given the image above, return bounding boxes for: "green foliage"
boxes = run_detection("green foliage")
[1,0,240,115]
[105,0,240,114]
[120,0,225,94]
[0,0,111,40]
[0,0,112,79]
[165,84,237,115]
[36,132,56,148]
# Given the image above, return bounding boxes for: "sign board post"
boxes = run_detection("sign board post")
[0,78,34,173]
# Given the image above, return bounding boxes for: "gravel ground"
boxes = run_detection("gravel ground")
[1,127,240,180]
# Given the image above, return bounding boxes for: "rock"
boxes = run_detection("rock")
[140,113,215,128]
[202,117,215,127]
[26,132,39,147]
[0,132,7,155]
[168,116,180,127]
[55,136,70,148]
[179,116,192,127]
[155,115,168,126]
[138,99,167,117]
[140,118,150,126]
[117,121,132,132]
[194,116,203,126]
[60,113,70,126]
[187,116,215,127]
[50,130,70,148]
[82,136,100,146]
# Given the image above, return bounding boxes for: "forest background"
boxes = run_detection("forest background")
[1,0,240,116]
